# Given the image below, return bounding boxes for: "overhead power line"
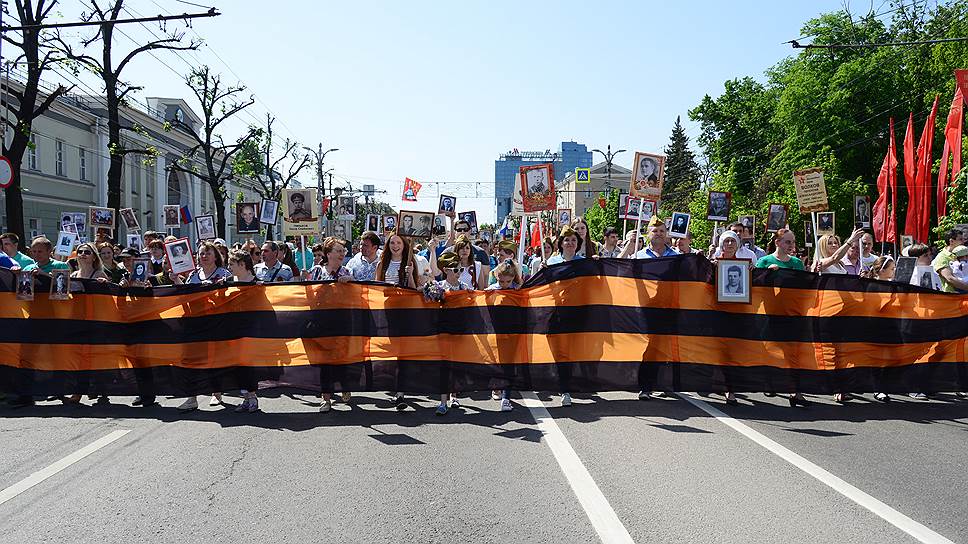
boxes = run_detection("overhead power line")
[0,10,220,32]
[788,35,968,49]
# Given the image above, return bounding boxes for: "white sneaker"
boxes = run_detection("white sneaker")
[500,398,513,412]
[319,400,332,413]
[561,393,572,407]
[209,394,222,406]
[450,397,461,408]
[491,390,501,401]
[177,397,198,412]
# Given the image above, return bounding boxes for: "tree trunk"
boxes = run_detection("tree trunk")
[208,180,227,239]
[3,129,30,250]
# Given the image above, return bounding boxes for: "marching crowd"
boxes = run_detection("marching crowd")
[2,210,967,414]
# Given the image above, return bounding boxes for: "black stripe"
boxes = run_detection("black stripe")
[2,303,965,345]
[3,360,966,396]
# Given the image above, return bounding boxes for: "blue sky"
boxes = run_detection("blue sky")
[52,0,853,224]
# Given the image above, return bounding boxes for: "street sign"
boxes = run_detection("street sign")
[575,167,590,184]
[0,156,12,189]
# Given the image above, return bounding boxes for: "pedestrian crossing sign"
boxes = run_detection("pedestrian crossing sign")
[575,167,590,184]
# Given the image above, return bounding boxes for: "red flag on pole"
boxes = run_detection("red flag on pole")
[530,218,541,249]
[872,118,897,242]
[903,113,918,239]
[914,96,939,243]
[938,140,951,218]
[887,118,898,244]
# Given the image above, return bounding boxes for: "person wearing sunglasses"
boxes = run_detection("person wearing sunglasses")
[70,243,109,281]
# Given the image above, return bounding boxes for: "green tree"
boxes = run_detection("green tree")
[583,189,621,241]
[661,116,701,211]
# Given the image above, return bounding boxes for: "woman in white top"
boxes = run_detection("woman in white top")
[814,228,864,274]
[306,237,352,283]
[375,232,422,409]
[453,235,485,289]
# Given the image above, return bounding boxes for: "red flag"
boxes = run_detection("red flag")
[939,87,964,218]
[887,118,898,244]
[903,113,917,238]
[872,118,897,242]
[530,218,541,249]
[402,178,422,202]
[914,96,939,243]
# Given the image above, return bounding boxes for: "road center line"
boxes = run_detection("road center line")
[0,429,130,506]
[520,392,634,544]
[679,394,954,544]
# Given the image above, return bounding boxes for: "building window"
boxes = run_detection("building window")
[27,134,37,170]
[79,147,88,180]
[584,189,592,198]
[55,140,65,176]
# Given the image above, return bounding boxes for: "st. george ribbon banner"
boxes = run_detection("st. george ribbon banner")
[1,255,967,396]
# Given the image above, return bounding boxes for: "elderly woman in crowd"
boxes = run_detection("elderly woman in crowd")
[305,238,352,283]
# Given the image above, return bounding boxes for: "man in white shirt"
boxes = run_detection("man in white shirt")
[346,231,382,281]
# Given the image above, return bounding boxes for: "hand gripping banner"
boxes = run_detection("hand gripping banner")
[1,255,966,396]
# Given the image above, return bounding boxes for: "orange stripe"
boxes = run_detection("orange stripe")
[2,334,965,372]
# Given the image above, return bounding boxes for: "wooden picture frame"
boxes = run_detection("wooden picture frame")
[89,206,116,229]
[520,163,556,213]
[629,151,665,200]
[816,211,835,236]
[163,205,181,228]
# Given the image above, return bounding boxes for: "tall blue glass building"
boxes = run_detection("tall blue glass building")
[494,141,592,224]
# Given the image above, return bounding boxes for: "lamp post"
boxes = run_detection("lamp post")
[302,144,339,201]
[592,145,625,203]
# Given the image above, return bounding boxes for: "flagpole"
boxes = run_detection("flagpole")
[811,211,821,270]
[538,216,547,262]
[517,215,527,266]
[634,198,645,239]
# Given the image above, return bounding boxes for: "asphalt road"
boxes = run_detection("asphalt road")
[2,390,966,544]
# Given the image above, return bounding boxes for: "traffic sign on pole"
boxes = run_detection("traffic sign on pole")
[575,167,590,184]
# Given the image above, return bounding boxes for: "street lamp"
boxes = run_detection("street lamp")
[302,144,339,198]
[591,145,626,181]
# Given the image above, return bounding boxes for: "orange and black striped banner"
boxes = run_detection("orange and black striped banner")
[1,255,966,396]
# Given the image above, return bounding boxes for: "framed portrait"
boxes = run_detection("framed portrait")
[629,151,666,200]
[900,234,914,250]
[130,258,150,283]
[804,219,814,247]
[716,259,752,304]
[706,191,731,222]
[337,195,356,220]
[893,256,917,283]
[59,213,77,234]
[54,231,77,258]
[766,203,788,233]
[49,269,70,301]
[458,210,478,238]
[164,237,196,275]
[520,163,556,213]
[282,189,318,237]
[711,226,725,246]
[195,214,216,241]
[738,215,755,238]
[854,195,871,228]
[438,194,457,215]
[741,238,755,252]
[397,210,435,239]
[668,212,691,239]
[557,208,572,228]
[259,199,279,225]
[433,214,448,237]
[366,214,380,233]
[163,205,181,228]
[911,265,941,290]
[816,211,835,236]
[119,208,140,231]
[89,206,116,229]
[331,219,352,240]
[126,234,143,252]
[16,270,34,301]
[382,214,397,233]
[236,202,261,233]
[619,194,637,220]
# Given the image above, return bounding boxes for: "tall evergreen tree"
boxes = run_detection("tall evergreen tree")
[662,115,700,212]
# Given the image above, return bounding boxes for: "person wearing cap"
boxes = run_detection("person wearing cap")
[288,192,312,221]
[634,217,677,259]
[945,245,968,291]
[432,251,472,416]
[932,228,968,293]
[23,236,70,274]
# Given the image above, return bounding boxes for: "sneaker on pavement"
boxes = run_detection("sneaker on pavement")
[435,402,448,416]
[319,400,332,413]
[874,392,890,402]
[177,397,198,412]
[491,390,501,401]
[450,397,461,409]
[909,393,927,400]
[209,394,222,406]
[395,394,406,410]
[561,393,572,407]
[638,391,652,400]
[500,398,513,412]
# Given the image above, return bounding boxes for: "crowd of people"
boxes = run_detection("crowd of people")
[2,210,966,414]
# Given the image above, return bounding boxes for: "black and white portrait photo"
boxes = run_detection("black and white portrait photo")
[382,214,396,232]
[165,238,195,275]
[16,270,34,301]
[284,190,315,223]
[131,258,149,283]
[126,234,143,252]
[558,209,572,227]
[54,231,77,258]
[438,195,456,214]
[89,206,116,229]
[900,234,914,250]
[630,152,665,199]
[163,205,181,228]
[641,200,656,222]
[195,214,216,240]
[816,211,835,236]
[739,215,755,237]
[398,210,435,239]
[706,191,731,222]
[854,195,871,228]
[236,203,261,233]
[337,195,356,220]
[60,213,77,234]
[433,214,447,236]
[50,270,70,301]
[911,265,941,291]
[622,195,640,220]
[804,220,814,247]
[459,211,479,237]
[120,208,140,231]
[669,212,691,239]
[716,259,751,304]
[366,214,380,232]
[260,199,279,225]
[766,203,788,232]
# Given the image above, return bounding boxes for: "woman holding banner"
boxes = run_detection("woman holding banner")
[377,232,423,409]
[548,226,584,406]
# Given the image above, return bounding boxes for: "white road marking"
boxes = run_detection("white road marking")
[680,394,954,544]
[0,429,130,506]
[520,391,634,544]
